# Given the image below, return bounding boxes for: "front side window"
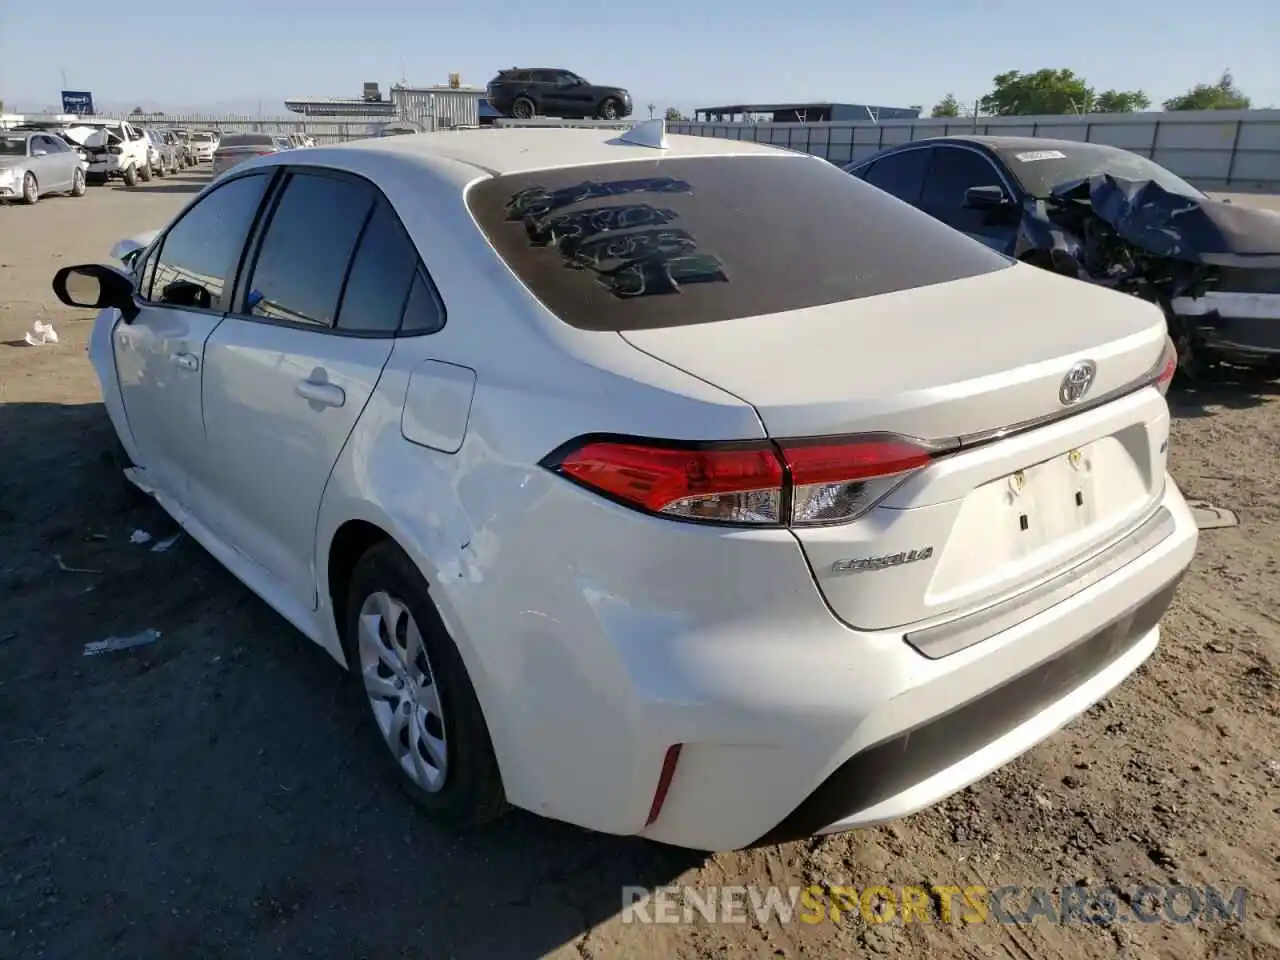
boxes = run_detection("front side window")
[467,154,1011,332]
[243,172,373,328]
[149,172,271,310]
[919,147,1006,231]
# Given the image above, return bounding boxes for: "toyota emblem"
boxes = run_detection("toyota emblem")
[1059,361,1097,405]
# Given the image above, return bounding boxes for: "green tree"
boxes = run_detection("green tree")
[1093,89,1151,113]
[0,97,5,114]
[1163,70,1251,111]
[665,106,687,122]
[931,94,962,118]
[979,69,1095,115]
[130,106,144,116]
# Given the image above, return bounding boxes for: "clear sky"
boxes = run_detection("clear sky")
[2,0,1276,115]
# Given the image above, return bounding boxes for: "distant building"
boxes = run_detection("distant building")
[284,79,486,130]
[693,102,921,123]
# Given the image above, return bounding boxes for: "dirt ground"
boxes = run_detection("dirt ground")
[1,173,1277,960]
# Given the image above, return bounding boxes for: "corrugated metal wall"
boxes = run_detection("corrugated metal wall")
[391,88,483,131]
[668,108,1280,191]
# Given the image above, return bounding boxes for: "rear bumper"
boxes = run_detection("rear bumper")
[1172,292,1280,359]
[636,479,1196,851]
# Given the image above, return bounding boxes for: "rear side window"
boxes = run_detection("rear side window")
[862,149,932,204]
[336,200,419,334]
[467,155,1012,332]
[244,172,373,327]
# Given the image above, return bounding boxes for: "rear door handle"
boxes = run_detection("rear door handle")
[171,352,199,371]
[295,378,346,408]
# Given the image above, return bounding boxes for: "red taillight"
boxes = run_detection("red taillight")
[544,433,937,527]
[554,440,785,523]
[1153,335,1177,396]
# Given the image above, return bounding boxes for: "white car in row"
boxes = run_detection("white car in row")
[54,120,1196,852]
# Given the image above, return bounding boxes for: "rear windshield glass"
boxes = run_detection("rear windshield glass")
[192,133,214,141]
[996,143,1205,199]
[467,155,1012,331]
[219,133,273,148]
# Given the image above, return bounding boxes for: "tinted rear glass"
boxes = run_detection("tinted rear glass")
[995,143,1205,199]
[467,155,1011,332]
[219,134,273,148]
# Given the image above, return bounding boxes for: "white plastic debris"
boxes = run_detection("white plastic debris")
[150,533,181,553]
[23,320,58,346]
[1187,500,1239,531]
[129,529,153,545]
[83,628,162,657]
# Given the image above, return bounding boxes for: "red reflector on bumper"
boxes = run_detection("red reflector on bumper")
[646,744,683,826]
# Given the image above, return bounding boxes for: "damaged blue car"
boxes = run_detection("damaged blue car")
[844,135,1280,379]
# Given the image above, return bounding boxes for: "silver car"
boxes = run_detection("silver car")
[210,133,286,178]
[0,130,88,204]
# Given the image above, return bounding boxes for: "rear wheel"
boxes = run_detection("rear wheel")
[21,172,38,205]
[71,168,86,197]
[122,164,138,187]
[511,96,535,120]
[343,541,506,828]
[138,162,152,182]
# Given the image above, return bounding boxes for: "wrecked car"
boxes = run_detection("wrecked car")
[844,136,1280,377]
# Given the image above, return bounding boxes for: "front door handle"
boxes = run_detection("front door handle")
[171,351,199,371]
[295,378,346,408]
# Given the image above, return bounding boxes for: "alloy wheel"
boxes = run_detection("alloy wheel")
[357,590,448,792]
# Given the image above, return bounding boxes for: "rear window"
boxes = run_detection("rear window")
[219,133,273,148]
[467,155,1012,332]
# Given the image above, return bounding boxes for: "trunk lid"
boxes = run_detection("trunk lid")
[622,264,1172,634]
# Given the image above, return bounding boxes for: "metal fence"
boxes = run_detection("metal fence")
[668,108,1280,191]
[105,112,392,144]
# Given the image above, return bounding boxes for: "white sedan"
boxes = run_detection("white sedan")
[52,120,1197,852]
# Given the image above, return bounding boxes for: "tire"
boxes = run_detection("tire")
[1167,310,1212,385]
[598,97,622,121]
[138,162,152,183]
[122,164,138,187]
[343,541,506,828]
[511,96,535,120]
[155,161,167,178]
[71,168,86,197]
[21,172,38,205]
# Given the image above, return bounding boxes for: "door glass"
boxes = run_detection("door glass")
[400,270,447,335]
[862,149,931,205]
[336,200,419,334]
[919,147,1005,232]
[244,172,373,328]
[150,172,271,309]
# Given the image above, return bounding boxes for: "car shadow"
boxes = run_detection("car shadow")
[111,180,207,196]
[1168,365,1280,419]
[0,399,704,959]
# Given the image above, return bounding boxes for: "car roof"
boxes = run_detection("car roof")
[909,134,1126,155]
[320,126,793,177]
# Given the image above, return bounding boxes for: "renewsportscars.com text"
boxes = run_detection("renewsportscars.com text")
[621,884,1248,926]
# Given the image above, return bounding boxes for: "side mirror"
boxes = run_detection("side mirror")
[964,184,1009,209]
[159,280,212,310]
[52,264,140,322]
[32,148,48,157]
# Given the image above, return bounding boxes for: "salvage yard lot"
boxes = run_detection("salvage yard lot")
[1,172,1278,960]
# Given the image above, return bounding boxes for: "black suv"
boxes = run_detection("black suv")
[486,68,633,121]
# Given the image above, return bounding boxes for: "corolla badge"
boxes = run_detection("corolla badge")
[1059,360,1097,405]
[831,547,933,574]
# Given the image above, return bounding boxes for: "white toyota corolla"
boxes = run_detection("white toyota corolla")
[53,120,1197,852]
